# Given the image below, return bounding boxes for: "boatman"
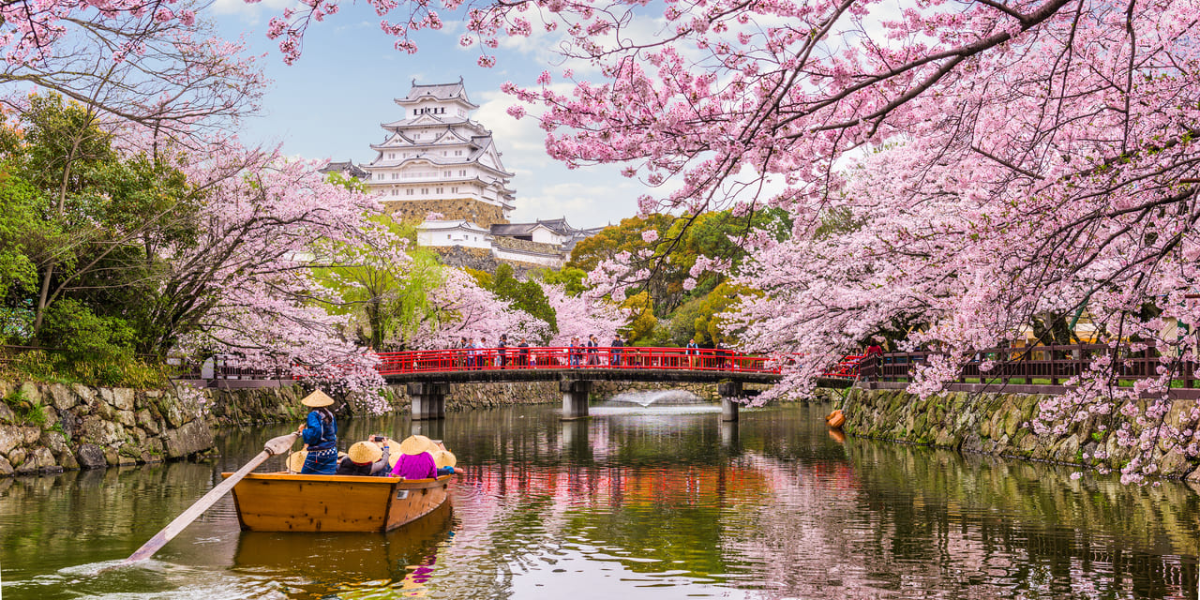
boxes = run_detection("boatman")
[297,390,338,474]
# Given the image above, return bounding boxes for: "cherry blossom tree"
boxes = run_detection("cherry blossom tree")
[1,0,263,142]
[157,143,390,403]
[542,283,623,346]
[414,268,552,348]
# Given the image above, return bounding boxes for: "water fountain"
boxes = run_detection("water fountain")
[603,389,708,407]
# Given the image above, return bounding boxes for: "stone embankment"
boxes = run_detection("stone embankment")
[0,377,728,477]
[841,387,1200,482]
[0,380,213,477]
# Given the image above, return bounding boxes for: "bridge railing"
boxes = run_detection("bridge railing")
[855,343,1199,388]
[375,346,780,377]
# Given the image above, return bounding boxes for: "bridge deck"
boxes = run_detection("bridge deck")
[376,346,781,385]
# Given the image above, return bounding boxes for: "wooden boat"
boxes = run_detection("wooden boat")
[222,472,452,533]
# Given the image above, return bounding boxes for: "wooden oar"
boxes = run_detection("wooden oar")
[123,431,299,564]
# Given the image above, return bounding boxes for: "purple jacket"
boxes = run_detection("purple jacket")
[391,451,437,479]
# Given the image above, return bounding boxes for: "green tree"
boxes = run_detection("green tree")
[314,216,445,350]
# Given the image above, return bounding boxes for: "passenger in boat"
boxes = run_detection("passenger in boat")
[335,440,391,476]
[433,449,459,476]
[390,436,438,480]
[297,390,338,475]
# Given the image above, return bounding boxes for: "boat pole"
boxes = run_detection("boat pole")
[122,431,299,564]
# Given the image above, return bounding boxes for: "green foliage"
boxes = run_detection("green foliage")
[40,298,135,363]
[533,266,589,296]
[313,214,446,350]
[3,388,46,426]
[568,208,787,345]
[489,264,558,338]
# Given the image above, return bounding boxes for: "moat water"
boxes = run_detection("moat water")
[1,401,1198,599]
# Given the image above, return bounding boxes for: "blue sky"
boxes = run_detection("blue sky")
[212,1,642,228]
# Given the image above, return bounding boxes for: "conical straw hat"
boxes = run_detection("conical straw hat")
[432,450,457,469]
[287,450,307,473]
[301,389,335,407]
[348,441,383,464]
[398,435,437,456]
[388,452,400,469]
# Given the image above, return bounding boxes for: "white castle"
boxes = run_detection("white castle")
[324,79,599,268]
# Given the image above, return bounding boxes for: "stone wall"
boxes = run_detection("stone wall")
[0,375,732,477]
[384,198,507,228]
[432,247,542,276]
[490,235,564,257]
[0,380,213,476]
[841,387,1200,483]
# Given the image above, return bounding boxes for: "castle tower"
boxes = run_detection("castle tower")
[361,79,516,225]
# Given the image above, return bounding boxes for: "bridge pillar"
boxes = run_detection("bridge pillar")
[560,379,593,420]
[718,381,743,422]
[408,382,449,421]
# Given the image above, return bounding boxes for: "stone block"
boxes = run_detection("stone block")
[111,388,135,412]
[0,455,11,477]
[104,448,119,466]
[80,417,124,448]
[162,420,214,459]
[115,410,136,428]
[29,447,56,471]
[48,384,76,411]
[8,448,26,467]
[0,403,14,424]
[71,384,97,406]
[18,382,42,406]
[161,396,186,429]
[39,430,69,457]
[21,427,39,445]
[76,444,107,470]
[0,425,24,454]
[58,452,79,471]
[136,409,158,434]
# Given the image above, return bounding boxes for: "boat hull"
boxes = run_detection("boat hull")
[223,472,452,533]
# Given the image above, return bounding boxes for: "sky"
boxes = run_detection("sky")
[212,2,644,229]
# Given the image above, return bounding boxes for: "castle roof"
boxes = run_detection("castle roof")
[318,160,368,180]
[395,78,479,109]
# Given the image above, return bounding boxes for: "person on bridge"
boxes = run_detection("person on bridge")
[611,333,624,366]
[569,336,582,367]
[518,337,530,368]
[297,390,338,475]
[587,334,601,365]
[686,338,700,368]
[498,334,509,369]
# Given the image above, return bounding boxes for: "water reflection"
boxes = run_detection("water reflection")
[0,402,1197,600]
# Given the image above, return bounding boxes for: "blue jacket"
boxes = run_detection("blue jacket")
[303,408,337,451]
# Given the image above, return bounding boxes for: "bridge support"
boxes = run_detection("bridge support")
[407,382,449,421]
[718,381,742,422]
[560,379,593,420]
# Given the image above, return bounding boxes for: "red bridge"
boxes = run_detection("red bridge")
[373,346,782,422]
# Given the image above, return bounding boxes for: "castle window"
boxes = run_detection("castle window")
[455,150,462,156]
[459,170,466,176]
[407,189,414,196]
[391,189,398,196]
[422,188,429,194]
[451,187,458,193]
[436,187,444,193]
[389,153,395,159]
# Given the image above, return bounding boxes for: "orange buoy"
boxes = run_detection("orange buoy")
[825,409,845,429]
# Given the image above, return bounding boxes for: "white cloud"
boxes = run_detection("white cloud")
[210,0,293,23]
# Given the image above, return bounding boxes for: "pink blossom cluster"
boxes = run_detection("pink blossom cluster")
[542,283,624,346]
